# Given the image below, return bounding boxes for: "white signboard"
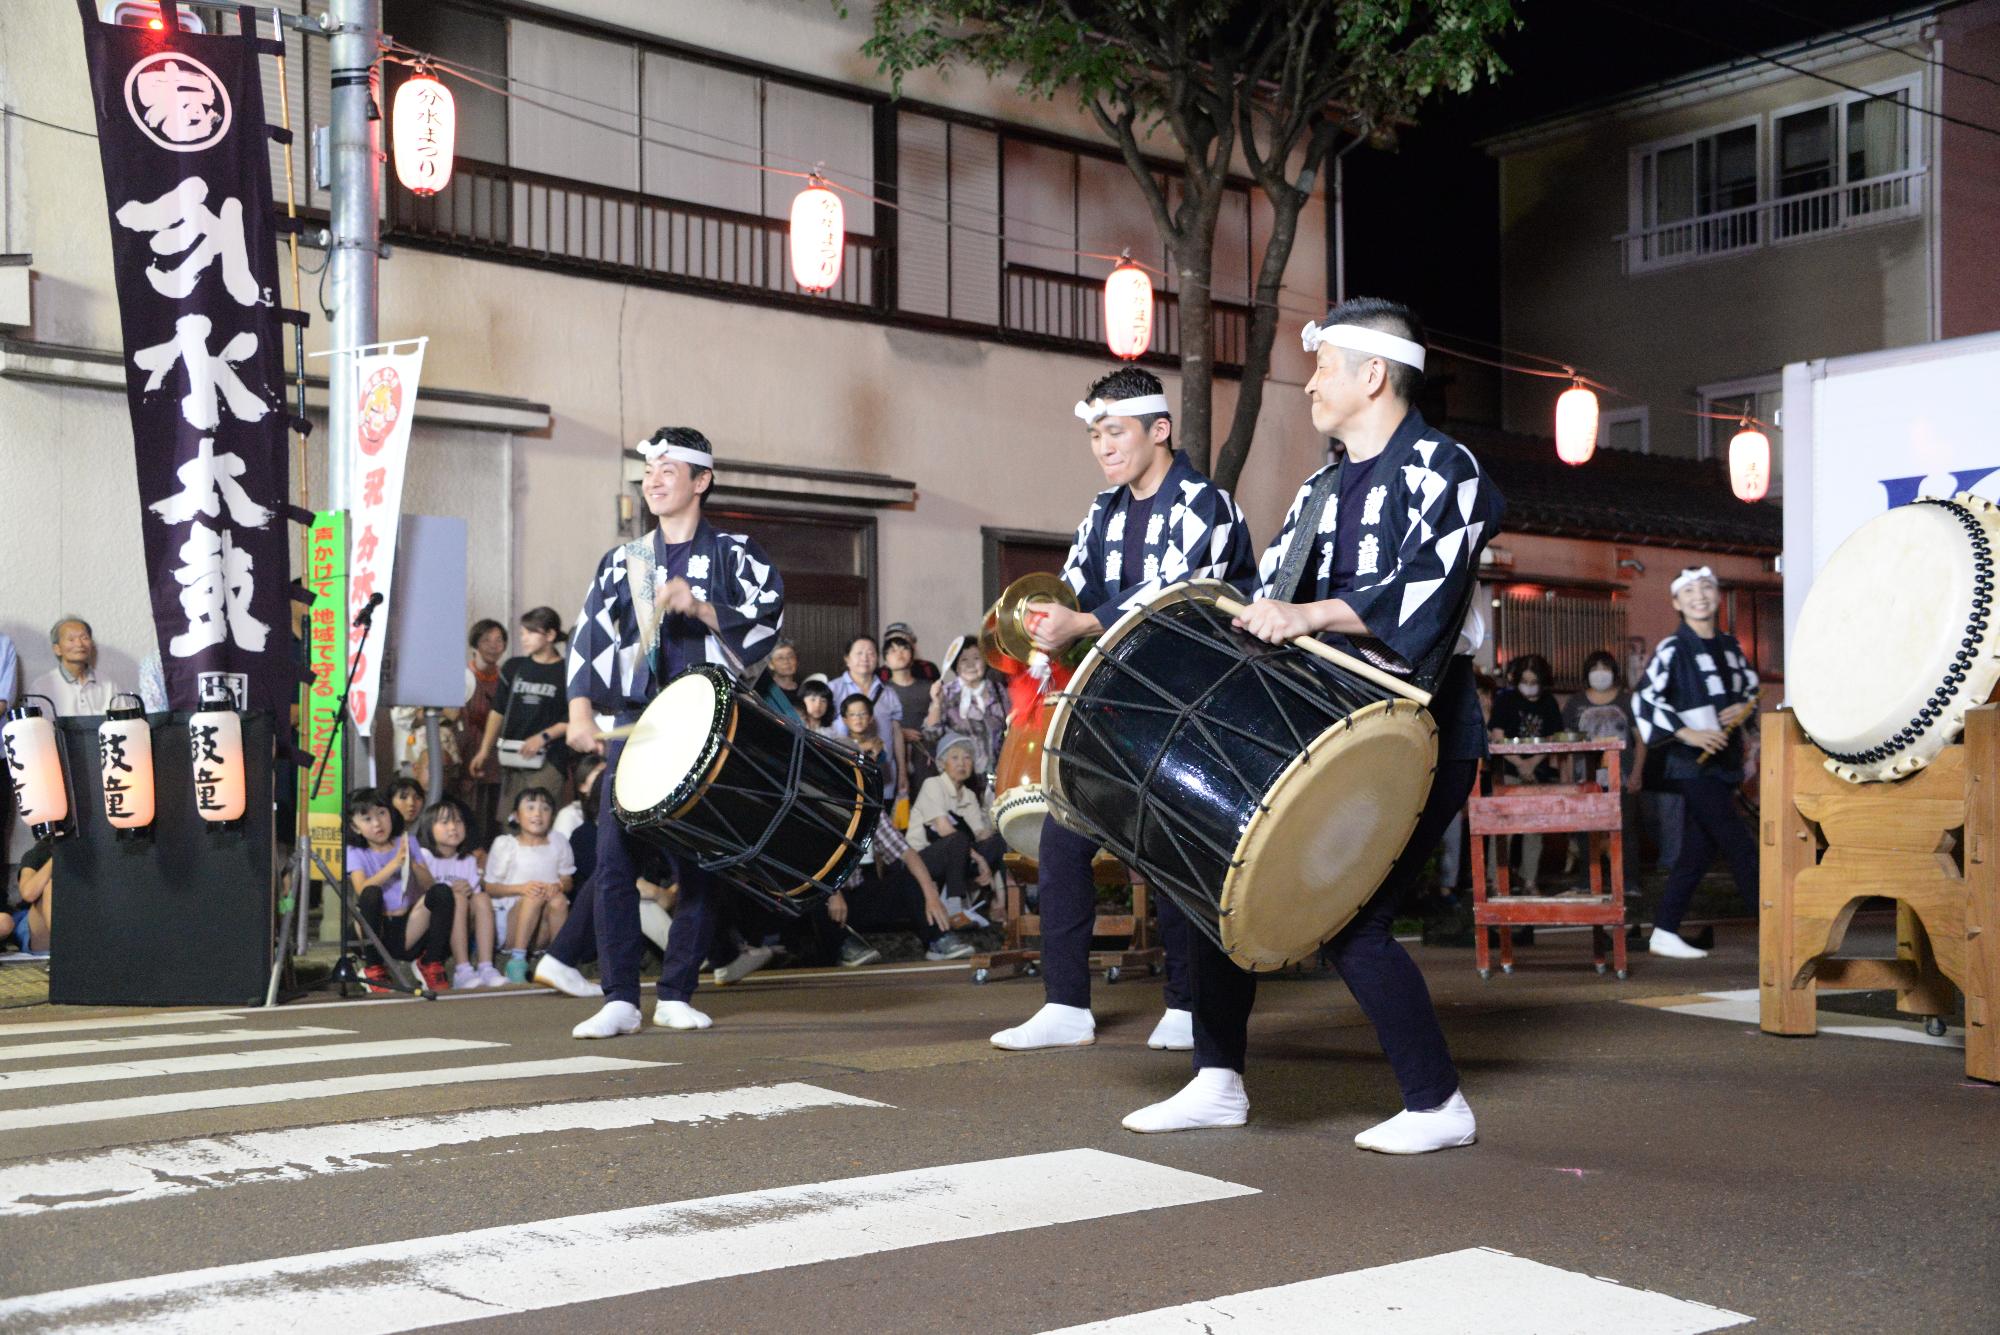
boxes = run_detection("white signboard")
[342,336,427,730]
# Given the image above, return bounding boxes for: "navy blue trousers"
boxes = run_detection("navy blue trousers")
[1190,757,1476,1113]
[1037,817,1192,1011]
[544,737,717,1008]
[1655,773,1759,934]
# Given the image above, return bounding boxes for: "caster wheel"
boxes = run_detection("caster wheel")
[1925,1016,1948,1037]
[1105,967,1122,984]
[1024,962,1040,977]
[972,969,990,985]
[1616,969,1629,980]
[1595,963,1608,975]
[1477,969,1492,980]
[1149,963,1161,976]
[1501,964,1514,975]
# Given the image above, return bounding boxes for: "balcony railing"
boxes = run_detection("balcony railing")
[1618,167,1924,273]
[388,157,1247,374]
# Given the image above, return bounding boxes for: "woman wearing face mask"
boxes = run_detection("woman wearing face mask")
[1487,655,1565,893]
[1562,650,1646,890]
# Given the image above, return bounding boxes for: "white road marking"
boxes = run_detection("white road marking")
[0,1038,504,1093]
[0,1011,241,1040]
[1038,1247,1753,1333]
[0,1081,888,1217]
[1655,988,1962,1049]
[0,1149,1255,1333]
[0,1027,355,1064]
[0,1057,666,1132]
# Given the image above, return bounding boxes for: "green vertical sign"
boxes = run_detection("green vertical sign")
[302,510,348,879]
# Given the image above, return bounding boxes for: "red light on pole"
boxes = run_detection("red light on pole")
[1554,382,1599,465]
[392,70,456,198]
[789,181,845,294]
[1103,258,1154,360]
[1730,423,1771,501]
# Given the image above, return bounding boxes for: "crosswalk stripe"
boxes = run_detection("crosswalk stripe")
[0,1027,356,1064]
[0,1056,668,1132]
[0,1038,504,1093]
[0,1011,241,1040]
[0,1148,1256,1333]
[1036,1247,1753,1334]
[0,1081,889,1218]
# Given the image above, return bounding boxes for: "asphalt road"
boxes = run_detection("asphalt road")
[0,921,1992,1333]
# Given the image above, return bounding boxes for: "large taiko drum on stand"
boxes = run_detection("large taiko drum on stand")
[613,665,882,914]
[1791,493,2000,783]
[1043,582,1438,970]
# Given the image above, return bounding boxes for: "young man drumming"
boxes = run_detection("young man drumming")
[990,366,1258,1054]
[1123,298,1502,1155]
[545,427,786,1039]
[1632,567,1760,959]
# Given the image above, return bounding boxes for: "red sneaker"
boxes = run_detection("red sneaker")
[360,963,392,992]
[418,961,451,993]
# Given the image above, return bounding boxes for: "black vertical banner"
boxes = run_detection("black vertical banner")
[75,3,297,713]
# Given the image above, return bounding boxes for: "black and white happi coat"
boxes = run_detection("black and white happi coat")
[1256,409,1501,682]
[1634,623,1758,781]
[1060,449,1258,624]
[567,519,785,720]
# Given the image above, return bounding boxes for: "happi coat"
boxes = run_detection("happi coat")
[1060,449,1258,625]
[567,519,785,719]
[1634,622,1759,781]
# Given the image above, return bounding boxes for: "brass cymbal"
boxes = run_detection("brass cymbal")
[987,572,1077,666]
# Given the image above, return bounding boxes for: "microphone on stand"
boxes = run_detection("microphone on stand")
[354,592,385,627]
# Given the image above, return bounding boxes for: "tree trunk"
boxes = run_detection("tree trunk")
[1175,252,1216,476]
[1213,187,1308,494]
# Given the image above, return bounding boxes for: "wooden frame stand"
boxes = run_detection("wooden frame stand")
[1468,739,1630,980]
[969,851,1165,986]
[1759,707,1998,1082]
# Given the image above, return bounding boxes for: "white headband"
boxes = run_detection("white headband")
[637,436,714,469]
[1075,393,1172,425]
[1300,321,1427,371]
[1671,566,1717,596]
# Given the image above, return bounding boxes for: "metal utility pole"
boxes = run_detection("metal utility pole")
[326,0,381,514]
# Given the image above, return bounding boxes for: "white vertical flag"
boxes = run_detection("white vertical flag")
[343,337,426,731]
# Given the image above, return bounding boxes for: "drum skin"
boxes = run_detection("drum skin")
[1791,493,2000,783]
[989,694,1055,860]
[1044,582,1437,971]
[614,666,880,911]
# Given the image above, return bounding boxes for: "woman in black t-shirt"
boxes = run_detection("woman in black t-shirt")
[472,607,574,817]
[1487,655,1566,892]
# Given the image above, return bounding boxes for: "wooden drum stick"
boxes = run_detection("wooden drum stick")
[1211,594,1433,707]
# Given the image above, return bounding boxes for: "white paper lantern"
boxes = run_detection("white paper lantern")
[3,698,70,837]
[97,696,155,832]
[188,686,246,823]
[1730,425,1771,502]
[1555,383,1599,465]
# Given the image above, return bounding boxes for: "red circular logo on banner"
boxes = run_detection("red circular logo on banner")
[358,368,403,454]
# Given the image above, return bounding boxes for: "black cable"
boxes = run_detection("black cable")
[2,107,97,139]
[1737,0,2000,92]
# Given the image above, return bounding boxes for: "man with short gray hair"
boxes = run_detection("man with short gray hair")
[29,618,123,717]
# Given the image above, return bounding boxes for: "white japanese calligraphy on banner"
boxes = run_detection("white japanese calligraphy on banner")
[342,338,427,730]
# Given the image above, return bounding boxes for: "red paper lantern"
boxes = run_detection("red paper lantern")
[1554,383,1599,465]
[1730,424,1771,502]
[392,71,455,198]
[1103,261,1154,360]
[790,184,845,294]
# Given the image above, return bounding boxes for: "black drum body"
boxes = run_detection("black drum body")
[613,665,882,915]
[1044,583,1437,970]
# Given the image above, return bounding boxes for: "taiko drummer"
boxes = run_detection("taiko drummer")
[1126,298,1503,1154]
[540,427,787,1039]
[990,366,1259,1055]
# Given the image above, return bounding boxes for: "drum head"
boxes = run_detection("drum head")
[1220,699,1438,971]
[992,784,1048,861]
[613,671,728,818]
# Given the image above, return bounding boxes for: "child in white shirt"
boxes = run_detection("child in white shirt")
[485,786,575,983]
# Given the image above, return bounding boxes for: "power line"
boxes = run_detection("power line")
[2,106,97,139]
[1737,0,2000,92]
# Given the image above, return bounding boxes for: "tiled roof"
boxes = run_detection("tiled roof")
[1447,422,1783,554]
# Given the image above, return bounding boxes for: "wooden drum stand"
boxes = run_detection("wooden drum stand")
[1758,706,1999,1082]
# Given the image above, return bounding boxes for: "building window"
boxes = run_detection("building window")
[1699,373,1783,498]
[1772,79,1919,239]
[1493,586,1630,692]
[1725,585,1785,684]
[1598,405,1649,454]
[1629,120,1760,268]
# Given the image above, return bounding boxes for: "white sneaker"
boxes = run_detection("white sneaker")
[1648,927,1709,959]
[990,1002,1095,1050]
[1354,1089,1477,1154]
[654,999,713,1030]
[451,963,477,990]
[714,944,774,986]
[1146,1007,1194,1051]
[473,962,507,988]
[571,1000,642,1040]
[533,955,605,997]
[1122,1067,1249,1133]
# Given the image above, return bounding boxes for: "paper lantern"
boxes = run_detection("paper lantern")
[188,684,246,824]
[2,698,70,838]
[1555,383,1599,466]
[97,696,155,833]
[1103,260,1154,360]
[1729,425,1771,502]
[789,184,844,294]
[392,71,455,197]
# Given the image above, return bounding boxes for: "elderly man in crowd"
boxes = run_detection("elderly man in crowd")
[29,618,123,717]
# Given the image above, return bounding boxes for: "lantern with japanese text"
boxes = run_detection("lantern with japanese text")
[789,181,844,294]
[97,695,155,834]
[1555,382,1599,465]
[1730,423,1772,502]
[392,69,455,198]
[1103,259,1154,360]
[188,681,246,824]
[3,697,71,840]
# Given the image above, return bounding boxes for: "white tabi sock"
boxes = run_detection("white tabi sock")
[654,999,713,1030]
[533,955,603,998]
[1354,1089,1478,1154]
[1146,1007,1194,1051]
[1648,927,1709,959]
[1122,1067,1249,1133]
[571,1000,642,1040]
[990,1002,1095,1050]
